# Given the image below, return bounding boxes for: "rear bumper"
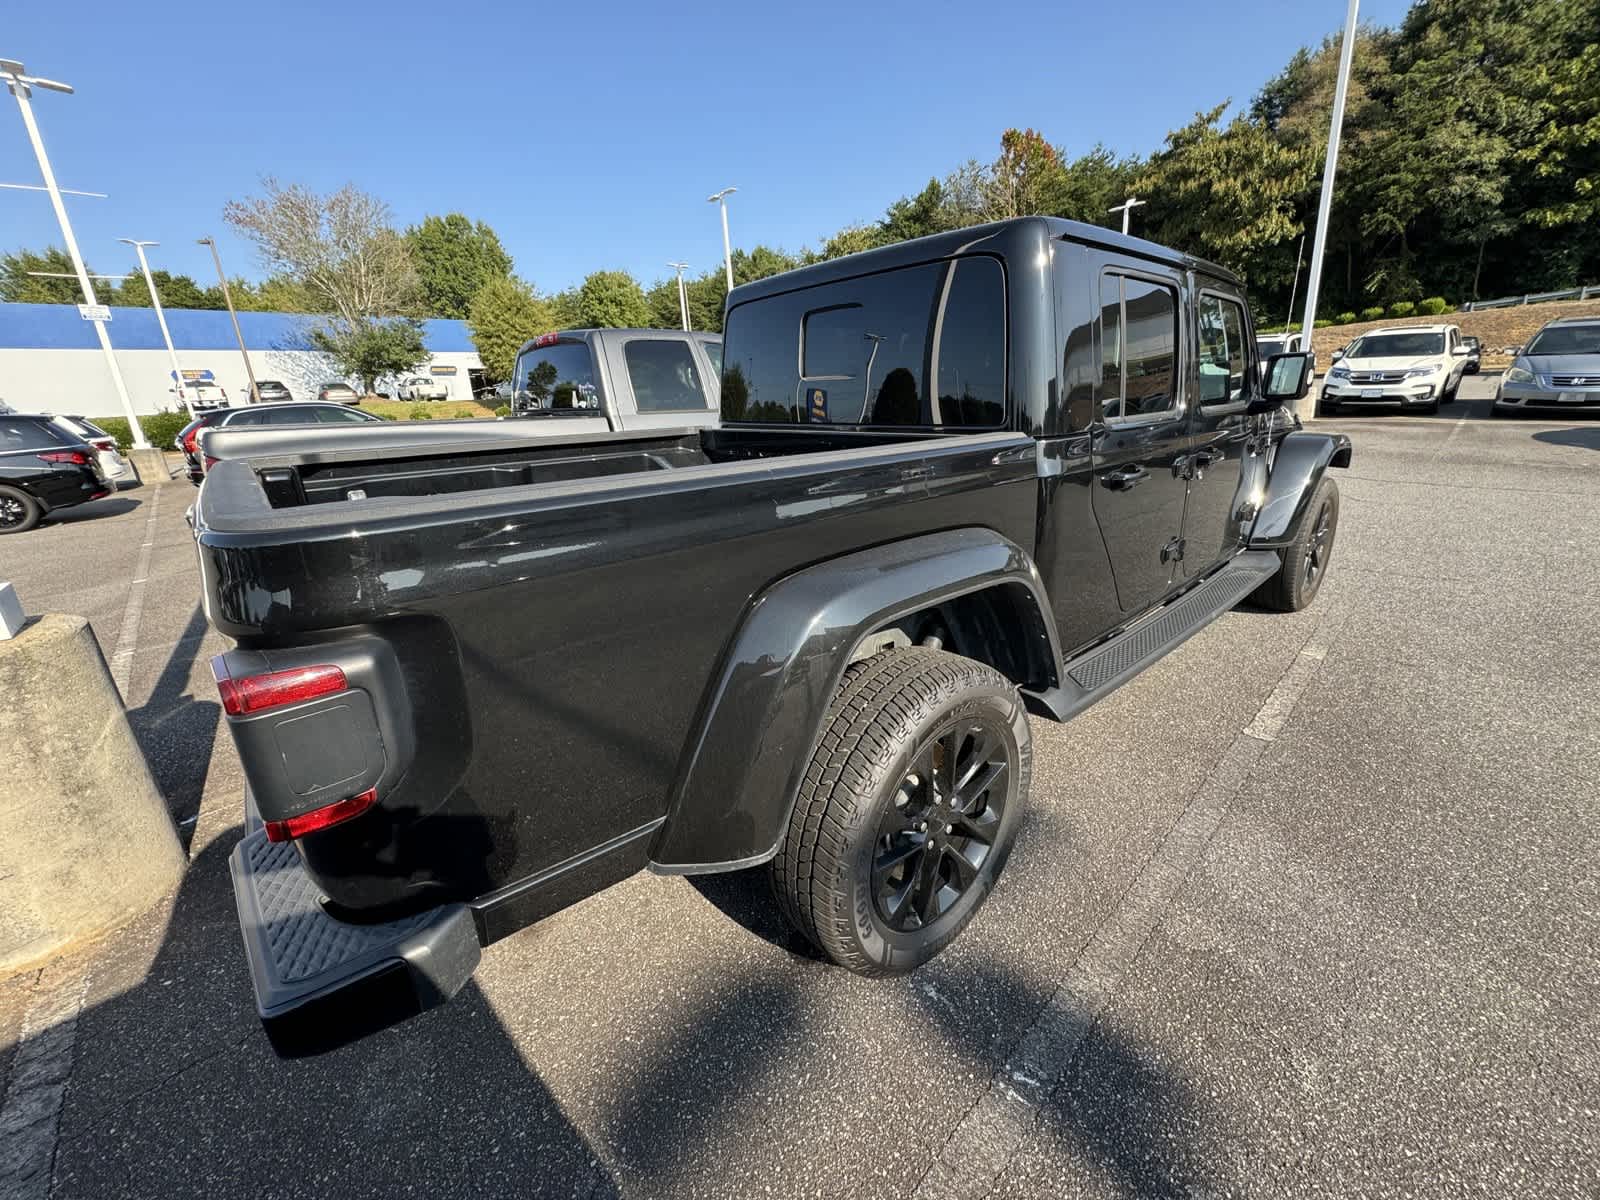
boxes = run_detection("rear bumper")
[230,826,480,1057]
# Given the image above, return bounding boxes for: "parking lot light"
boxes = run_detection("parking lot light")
[120,239,196,420]
[197,236,260,404]
[667,261,690,331]
[1,57,149,448]
[708,187,737,294]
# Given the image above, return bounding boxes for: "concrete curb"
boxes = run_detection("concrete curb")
[0,613,187,976]
[126,446,174,485]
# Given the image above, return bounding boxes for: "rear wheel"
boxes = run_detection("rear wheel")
[769,648,1030,976]
[1252,477,1339,612]
[1316,398,1340,417]
[0,485,41,534]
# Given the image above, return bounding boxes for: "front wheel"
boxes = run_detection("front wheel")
[1252,477,1339,612]
[769,648,1031,977]
[0,485,42,534]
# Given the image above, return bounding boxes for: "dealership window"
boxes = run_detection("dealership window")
[1197,294,1252,406]
[625,339,708,412]
[1100,273,1178,419]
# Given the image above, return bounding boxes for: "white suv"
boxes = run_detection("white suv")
[1319,323,1471,416]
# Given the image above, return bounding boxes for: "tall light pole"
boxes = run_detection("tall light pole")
[707,187,737,294]
[1301,0,1360,352]
[1,57,148,447]
[120,240,194,419]
[1107,196,1146,236]
[667,261,690,331]
[197,236,259,403]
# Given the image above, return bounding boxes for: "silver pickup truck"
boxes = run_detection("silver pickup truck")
[510,327,723,434]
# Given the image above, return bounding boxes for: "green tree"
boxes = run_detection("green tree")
[405,213,514,319]
[112,269,217,309]
[983,128,1071,220]
[310,318,428,394]
[1135,104,1317,278]
[574,269,650,328]
[0,247,91,303]
[466,277,561,381]
[1055,145,1145,225]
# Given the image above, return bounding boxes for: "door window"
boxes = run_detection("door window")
[315,405,381,423]
[0,418,63,452]
[513,341,598,412]
[1100,273,1179,419]
[1197,294,1253,407]
[624,340,707,412]
[700,341,723,375]
[933,256,1006,426]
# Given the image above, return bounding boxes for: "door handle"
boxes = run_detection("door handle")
[1101,465,1149,490]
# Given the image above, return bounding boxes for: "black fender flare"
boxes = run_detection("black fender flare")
[1249,431,1352,548]
[648,527,1062,874]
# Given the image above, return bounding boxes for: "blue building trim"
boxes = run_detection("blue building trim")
[0,302,475,353]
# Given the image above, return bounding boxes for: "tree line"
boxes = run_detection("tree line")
[4,0,1593,386]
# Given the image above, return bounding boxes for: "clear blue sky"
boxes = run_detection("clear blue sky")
[2,0,1415,299]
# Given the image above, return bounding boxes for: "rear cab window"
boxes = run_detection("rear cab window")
[513,339,600,415]
[720,255,1006,427]
[623,340,708,412]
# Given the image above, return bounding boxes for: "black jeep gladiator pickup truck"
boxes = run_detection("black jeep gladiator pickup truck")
[192,217,1349,1054]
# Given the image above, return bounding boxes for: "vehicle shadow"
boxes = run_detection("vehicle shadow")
[46,828,623,1200]
[126,604,220,846]
[1533,427,1600,450]
[44,498,141,525]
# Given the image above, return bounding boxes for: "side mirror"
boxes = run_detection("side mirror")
[1330,348,1345,362]
[1507,346,1522,357]
[1251,352,1312,412]
[1451,345,1469,356]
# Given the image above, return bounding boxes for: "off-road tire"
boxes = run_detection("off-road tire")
[0,485,42,534]
[1252,476,1339,612]
[768,648,1030,977]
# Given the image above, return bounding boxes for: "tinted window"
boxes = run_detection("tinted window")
[624,340,707,412]
[262,408,321,425]
[721,257,1005,427]
[1100,273,1179,419]
[315,406,380,423]
[512,341,598,413]
[1198,294,1253,406]
[222,410,269,427]
[0,418,62,452]
[700,340,723,375]
[1346,332,1444,357]
[1525,325,1600,355]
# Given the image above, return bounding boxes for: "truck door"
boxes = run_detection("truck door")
[601,332,721,432]
[1182,286,1258,577]
[1089,264,1191,614]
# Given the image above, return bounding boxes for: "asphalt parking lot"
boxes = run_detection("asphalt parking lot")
[2,375,1597,1199]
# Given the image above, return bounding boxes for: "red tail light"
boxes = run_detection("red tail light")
[39,449,92,466]
[264,789,378,843]
[182,429,200,455]
[90,438,116,452]
[210,657,348,716]
[203,454,219,472]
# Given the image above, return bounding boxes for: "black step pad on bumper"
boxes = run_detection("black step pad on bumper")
[1026,550,1281,721]
[230,830,480,1056]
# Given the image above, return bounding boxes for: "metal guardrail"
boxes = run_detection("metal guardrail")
[1462,284,1600,311]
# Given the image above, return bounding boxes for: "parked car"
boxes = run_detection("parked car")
[174,401,384,484]
[49,414,132,485]
[1493,317,1600,416]
[396,376,450,401]
[0,413,109,533]
[176,379,230,412]
[316,382,361,404]
[509,329,723,432]
[1318,323,1471,415]
[1256,331,1316,387]
[248,380,294,403]
[191,217,1347,1055]
[1461,335,1481,374]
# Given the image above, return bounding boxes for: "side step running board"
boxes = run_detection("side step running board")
[1023,550,1280,722]
[230,830,480,1057]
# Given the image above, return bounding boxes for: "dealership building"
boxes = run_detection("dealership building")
[0,302,483,418]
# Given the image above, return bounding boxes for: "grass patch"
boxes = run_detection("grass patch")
[355,398,497,421]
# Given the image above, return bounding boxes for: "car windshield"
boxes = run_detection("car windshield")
[1346,332,1444,358]
[1525,326,1600,356]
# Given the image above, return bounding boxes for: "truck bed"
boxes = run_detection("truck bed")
[193,423,1040,924]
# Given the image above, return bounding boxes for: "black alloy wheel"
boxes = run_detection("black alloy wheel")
[872,717,1009,932]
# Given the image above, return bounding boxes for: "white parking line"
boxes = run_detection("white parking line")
[911,592,1355,1199]
[107,490,163,701]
